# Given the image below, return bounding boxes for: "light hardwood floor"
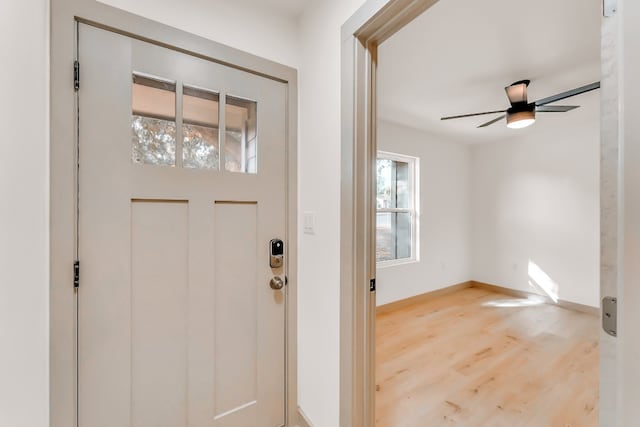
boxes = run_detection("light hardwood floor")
[375,287,599,427]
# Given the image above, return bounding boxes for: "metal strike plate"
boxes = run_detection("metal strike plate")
[603,0,617,17]
[602,296,617,337]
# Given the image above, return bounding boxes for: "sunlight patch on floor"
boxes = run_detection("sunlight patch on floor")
[482,294,546,308]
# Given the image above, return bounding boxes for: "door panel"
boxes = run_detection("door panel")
[131,200,189,427]
[214,202,259,417]
[78,23,287,427]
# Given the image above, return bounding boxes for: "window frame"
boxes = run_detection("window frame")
[376,150,419,267]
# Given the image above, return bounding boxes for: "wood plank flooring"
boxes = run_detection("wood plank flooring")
[375,287,599,427]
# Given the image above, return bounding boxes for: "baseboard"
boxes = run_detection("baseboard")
[375,280,599,317]
[296,407,313,427]
[470,281,600,316]
[376,281,472,314]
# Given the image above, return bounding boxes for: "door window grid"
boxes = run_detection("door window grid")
[130,73,258,173]
[376,151,418,264]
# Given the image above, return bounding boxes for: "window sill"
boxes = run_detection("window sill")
[376,257,418,269]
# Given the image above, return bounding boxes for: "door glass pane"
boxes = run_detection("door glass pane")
[183,86,220,170]
[224,96,257,174]
[131,74,177,166]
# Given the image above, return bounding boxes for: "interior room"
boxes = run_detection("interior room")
[374,0,601,425]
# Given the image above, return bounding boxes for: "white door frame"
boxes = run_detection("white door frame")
[339,1,621,425]
[50,1,300,426]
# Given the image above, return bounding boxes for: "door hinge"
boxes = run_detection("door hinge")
[74,60,80,91]
[73,260,80,289]
[602,296,617,337]
[603,0,617,16]
[370,278,376,292]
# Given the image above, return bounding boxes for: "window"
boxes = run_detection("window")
[376,151,418,264]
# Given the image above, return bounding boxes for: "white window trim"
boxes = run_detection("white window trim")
[376,150,419,268]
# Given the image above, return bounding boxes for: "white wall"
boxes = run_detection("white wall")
[0,1,50,427]
[375,115,600,309]
[470,115,600,307]
[376,121,470,306]
[98,0,300,67]
[296,1,367,426]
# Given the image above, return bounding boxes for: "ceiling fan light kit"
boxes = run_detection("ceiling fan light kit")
[507,108,536,129]
[440,79,600,129]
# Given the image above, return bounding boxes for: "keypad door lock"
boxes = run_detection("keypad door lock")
[270,238,284,268]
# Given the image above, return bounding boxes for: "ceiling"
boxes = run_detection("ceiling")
[377,0,601,144]
[250,0,310,18]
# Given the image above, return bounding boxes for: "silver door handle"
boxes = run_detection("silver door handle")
[270,276,284,290]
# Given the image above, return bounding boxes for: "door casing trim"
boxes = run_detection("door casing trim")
[50,1,299,426]
[339,3,439,424]
[340,0,619,426]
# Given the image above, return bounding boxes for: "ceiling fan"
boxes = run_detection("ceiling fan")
[440,80,600,129]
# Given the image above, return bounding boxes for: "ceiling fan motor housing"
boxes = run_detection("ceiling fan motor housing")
[507,102,535,116]
[506,103,536,128]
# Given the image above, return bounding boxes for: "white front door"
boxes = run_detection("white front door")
[78,23,287,427]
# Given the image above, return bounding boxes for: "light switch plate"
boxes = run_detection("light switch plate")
[603,0,617,17]
[303,212,316,235]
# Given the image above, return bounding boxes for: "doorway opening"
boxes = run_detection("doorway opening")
[374,1,601,424]
[340,0,615,425]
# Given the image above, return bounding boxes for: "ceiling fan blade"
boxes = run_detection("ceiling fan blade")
[441,109,506,121]
[535,105,580,112]
[505,80,530,105]
[535,82,600,106]
[477,114,506,128]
